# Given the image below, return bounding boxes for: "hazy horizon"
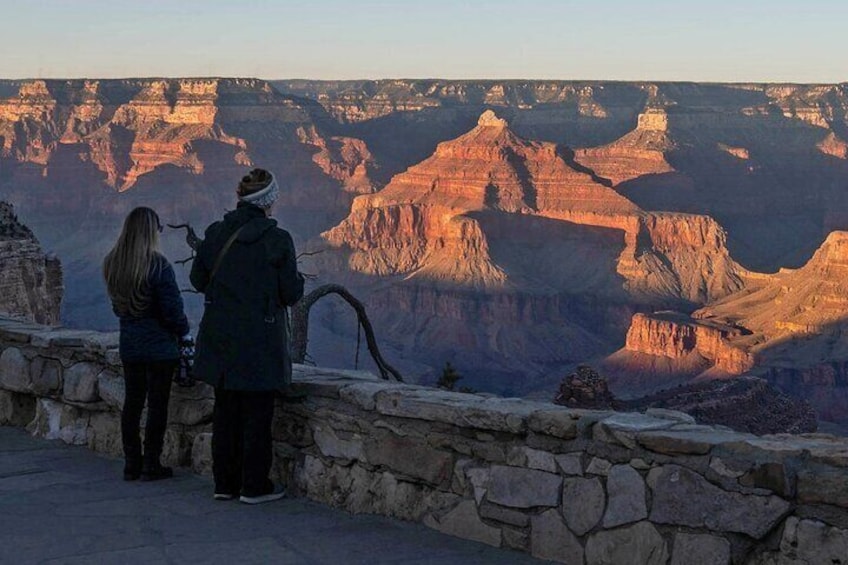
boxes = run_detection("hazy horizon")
[2,0,846,83]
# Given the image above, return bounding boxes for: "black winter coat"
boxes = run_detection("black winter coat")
[115,254,190,363]
[190,203,304,391]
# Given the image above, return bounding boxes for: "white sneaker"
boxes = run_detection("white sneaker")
[213,493,236,501]
[239,484,286,505]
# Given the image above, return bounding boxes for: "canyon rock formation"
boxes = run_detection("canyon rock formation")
[278,80,848,271]
[324,110,745,305]
[3,78,848,428]
[0,202,62,324]
[608,232,848,429]
[0,78,373,326]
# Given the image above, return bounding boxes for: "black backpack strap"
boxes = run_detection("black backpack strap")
[209,225,245,284]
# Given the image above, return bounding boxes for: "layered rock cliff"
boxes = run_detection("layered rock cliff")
[574,108,675,186]
[318,111,752,390]
[4,77,848,409]
[611,231,848,427]
[0,78,381,329]
[279,80,848,273]
[622,312,754,374]
[0,78,372,215]
[274,80,622,123]
[325,110,745,306]
[324,109,640,289]
[0,202,62,324]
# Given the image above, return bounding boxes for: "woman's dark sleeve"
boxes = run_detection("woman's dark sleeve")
[189,223,217,293]
[155,258,191,337]
[276,230,304,307]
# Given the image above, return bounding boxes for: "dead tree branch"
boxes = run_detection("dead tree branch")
[168,223,201,250]
[291,284,403,382]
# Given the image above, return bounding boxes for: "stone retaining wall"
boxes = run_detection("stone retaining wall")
[1,316,847,564]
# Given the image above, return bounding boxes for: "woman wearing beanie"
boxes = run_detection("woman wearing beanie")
[190,168,304,504]
[103,206,191,481]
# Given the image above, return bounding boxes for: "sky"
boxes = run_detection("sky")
[1,0,846,83]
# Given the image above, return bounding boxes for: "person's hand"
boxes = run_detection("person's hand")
[175,334,196,387]
[179,334,195,362]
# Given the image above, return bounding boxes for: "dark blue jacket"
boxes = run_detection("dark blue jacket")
[190,203,304,391]
[116,254,190,362]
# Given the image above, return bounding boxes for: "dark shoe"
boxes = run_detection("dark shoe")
[214,482,238,500]
[239,484,286,505]
[140,464,173,482]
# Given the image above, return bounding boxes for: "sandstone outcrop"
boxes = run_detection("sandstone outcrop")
[318,110,752,390]
[0,78,382,333]
[280,80,848,274]
[324,109,638,287]
[817,131,848,159]
[274,80,619,123]
[554,365,616,409]
[0,78,374,193]
[0,202,61,324]
[325,110,745,305]
[613,231,848,428]
[574,108,675,186]
[622,312,754,374]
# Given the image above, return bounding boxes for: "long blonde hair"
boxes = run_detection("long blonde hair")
[103,207,162,317]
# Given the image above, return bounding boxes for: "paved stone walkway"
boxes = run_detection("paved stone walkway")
[0,427,544,564]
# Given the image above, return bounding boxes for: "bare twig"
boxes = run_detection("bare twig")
[167,223,201,251]
[291,284,403,382]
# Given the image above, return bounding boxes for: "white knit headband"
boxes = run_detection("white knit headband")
[239,173,279,208]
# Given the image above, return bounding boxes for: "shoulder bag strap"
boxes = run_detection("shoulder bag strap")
[208,225,246,284]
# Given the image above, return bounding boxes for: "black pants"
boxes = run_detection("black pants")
[121,359,176,471]
[212,388,275,497]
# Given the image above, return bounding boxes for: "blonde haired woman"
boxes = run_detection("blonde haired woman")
[104,207,190,481]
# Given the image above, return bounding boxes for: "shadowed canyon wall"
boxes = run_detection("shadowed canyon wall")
[3,78,848,414]
[0,202,62,324]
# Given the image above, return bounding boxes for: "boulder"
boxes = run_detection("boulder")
[486,465,561,508]
[29,357,62,395]
[62,362,100,403]
[648,465,791,538]
[603,464,647,528]
[562,476,605,535]
[530,509,583,563]
[0,347,30,392]
[97,371,125,411]
[191,432,213,475]
[425,500,501,547]
[670,533,731,565]
[586,521,668,565]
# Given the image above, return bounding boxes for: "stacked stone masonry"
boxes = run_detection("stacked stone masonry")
[0,316,847,564]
